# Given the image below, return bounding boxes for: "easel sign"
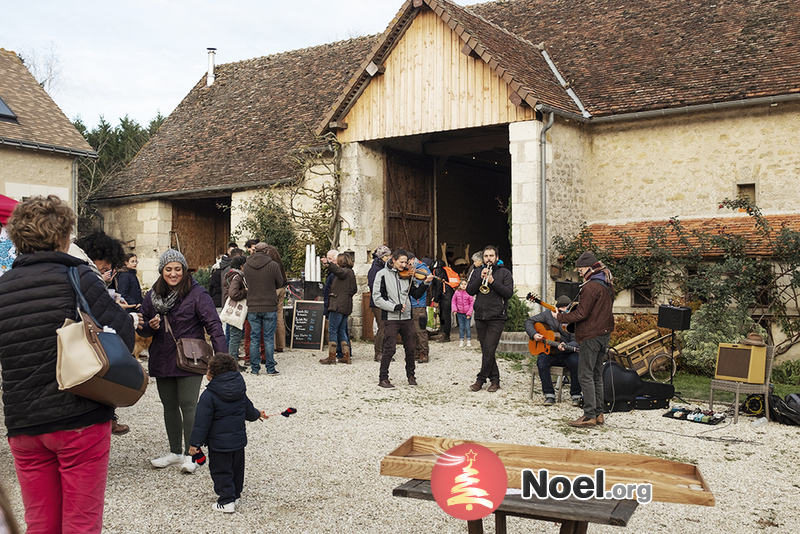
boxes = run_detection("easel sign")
[291,300,326,350]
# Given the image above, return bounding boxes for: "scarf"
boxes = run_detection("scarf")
[152,289,180,315]
[583,260,614,285]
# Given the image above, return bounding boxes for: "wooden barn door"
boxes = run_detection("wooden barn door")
[385,150,434,258]
[171,198,230,270]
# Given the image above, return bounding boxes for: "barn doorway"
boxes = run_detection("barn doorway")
[380,125,511,273]
[171,197,231,270]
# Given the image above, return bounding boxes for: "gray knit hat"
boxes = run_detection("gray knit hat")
[575,251,598,268]
[373,244,391,259]
[555,295,572,309]
[158,249,188,274]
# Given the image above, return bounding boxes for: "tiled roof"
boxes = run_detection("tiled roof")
[587,215,800,259]
[470,0,800,117]
[0,49,95,156]
[93,37,378,201]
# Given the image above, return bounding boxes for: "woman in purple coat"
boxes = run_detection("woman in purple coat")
[140,249,226,474]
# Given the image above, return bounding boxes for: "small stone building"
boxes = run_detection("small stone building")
[0,48,96,208]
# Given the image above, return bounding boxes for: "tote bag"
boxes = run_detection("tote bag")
[56,267,148,407]
[220,274,247,330]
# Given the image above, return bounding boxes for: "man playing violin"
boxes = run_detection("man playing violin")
[466,245,514,392]
[408,255,433,364]
[525,295,581,406]
[373,248,434,388]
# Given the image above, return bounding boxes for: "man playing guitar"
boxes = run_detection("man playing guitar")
[525,295,581,406]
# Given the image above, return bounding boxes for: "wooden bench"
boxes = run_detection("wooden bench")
[393,479,638,534]
[609,329,678,377]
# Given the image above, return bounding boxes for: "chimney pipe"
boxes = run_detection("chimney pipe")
[207,48,216,87]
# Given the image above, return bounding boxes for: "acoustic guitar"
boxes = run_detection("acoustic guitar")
[526,293,577,333]
[528,322,578,356]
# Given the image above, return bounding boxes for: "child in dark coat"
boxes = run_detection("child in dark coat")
[189,353,265,513]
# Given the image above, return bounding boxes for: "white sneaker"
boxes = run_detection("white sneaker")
[151,452,184,468]
[466,340,472,347]
[459,340,465,348]
[212,502,235,513]
[180,456,198,474]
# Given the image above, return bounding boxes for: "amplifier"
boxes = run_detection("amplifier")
[715,343,767,383]
[555,281,581,302]
[657,305,692,331]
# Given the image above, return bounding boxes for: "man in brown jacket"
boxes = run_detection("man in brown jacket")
[557,251,615,427]
[244,242,286,375]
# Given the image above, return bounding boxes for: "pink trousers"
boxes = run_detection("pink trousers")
[8,421,111,534]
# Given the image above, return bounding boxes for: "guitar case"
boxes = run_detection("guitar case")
[602,361,674,413]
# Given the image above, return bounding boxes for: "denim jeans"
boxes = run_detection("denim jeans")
[328,311,350,347]
[536,351,581,396]
[248,311,277,373]
[228,325,244,358]
[456,313,471,340]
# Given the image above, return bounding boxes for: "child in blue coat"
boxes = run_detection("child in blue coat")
[189,353,265,513]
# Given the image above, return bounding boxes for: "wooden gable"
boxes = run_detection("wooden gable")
[337,9,535,143]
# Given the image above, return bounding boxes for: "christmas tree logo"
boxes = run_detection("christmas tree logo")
[431,443,508,520]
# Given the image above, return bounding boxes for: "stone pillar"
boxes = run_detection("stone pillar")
[137,200,173,285]
[339,142,385,339]
[509,120,545,299]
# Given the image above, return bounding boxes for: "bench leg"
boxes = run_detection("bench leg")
[495,512,507,534]
[559,520,589,534]
[555,374,564,404]
[467,519,484,534]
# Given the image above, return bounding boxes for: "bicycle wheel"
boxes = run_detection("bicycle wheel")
[649,352,676,382]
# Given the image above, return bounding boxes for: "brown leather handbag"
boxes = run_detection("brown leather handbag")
[164,316,212,374]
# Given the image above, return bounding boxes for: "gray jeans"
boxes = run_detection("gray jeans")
[577,334,610,419]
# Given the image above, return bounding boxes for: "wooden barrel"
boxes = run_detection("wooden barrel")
[497,331,530,354]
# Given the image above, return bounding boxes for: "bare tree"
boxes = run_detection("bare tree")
[18,41,63,96]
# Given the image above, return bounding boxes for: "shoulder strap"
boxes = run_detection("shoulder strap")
[163,315,180,346]
[67,266,101,325]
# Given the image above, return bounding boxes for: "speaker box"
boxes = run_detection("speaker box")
[715,343,767,383]
[657,305,692,331]
[555,281,581,302]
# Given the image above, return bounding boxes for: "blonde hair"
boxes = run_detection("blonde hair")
[7,195,76,254]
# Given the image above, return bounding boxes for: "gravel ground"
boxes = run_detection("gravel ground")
[2,340,800,533]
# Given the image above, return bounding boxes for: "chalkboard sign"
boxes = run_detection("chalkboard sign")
[291,300,326,350]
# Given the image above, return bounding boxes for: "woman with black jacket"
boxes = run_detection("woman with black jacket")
[0,196,135,533]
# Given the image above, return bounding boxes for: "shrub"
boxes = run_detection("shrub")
[771,358,800,386]
[678,305,767,376]
[504,291,530,332]
[193,266,211,292]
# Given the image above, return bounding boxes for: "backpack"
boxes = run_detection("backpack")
[768,393,800,426]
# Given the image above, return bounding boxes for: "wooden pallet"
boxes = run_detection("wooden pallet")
[381,436,714,506]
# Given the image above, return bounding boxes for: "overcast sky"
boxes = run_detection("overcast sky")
[3,0,493,129]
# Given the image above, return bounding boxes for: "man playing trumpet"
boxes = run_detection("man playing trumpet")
[466,246,514,392]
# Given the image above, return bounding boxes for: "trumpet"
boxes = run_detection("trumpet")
[479,264,493,294]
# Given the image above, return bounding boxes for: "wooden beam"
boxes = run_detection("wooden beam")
[328,121,348,130]
[424,132,510,156]
[366,62,386,77]
[460,42,480,60]
[509,92,529,107]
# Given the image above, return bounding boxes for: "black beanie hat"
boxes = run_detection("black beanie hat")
[575,251,598,268]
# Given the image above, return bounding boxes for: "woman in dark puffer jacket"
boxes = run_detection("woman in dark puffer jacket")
[0,196,135,533]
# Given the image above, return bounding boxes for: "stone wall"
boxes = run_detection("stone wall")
[1,148,73,206]
[99,200,172,288]
[339,142,386,338]
[585,102,800,224]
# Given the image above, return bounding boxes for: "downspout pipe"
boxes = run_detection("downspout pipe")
[540,112,555,300]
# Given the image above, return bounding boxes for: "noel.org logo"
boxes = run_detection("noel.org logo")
[430,443,508,520]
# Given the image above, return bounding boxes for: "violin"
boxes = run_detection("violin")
[398,266,440,281]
